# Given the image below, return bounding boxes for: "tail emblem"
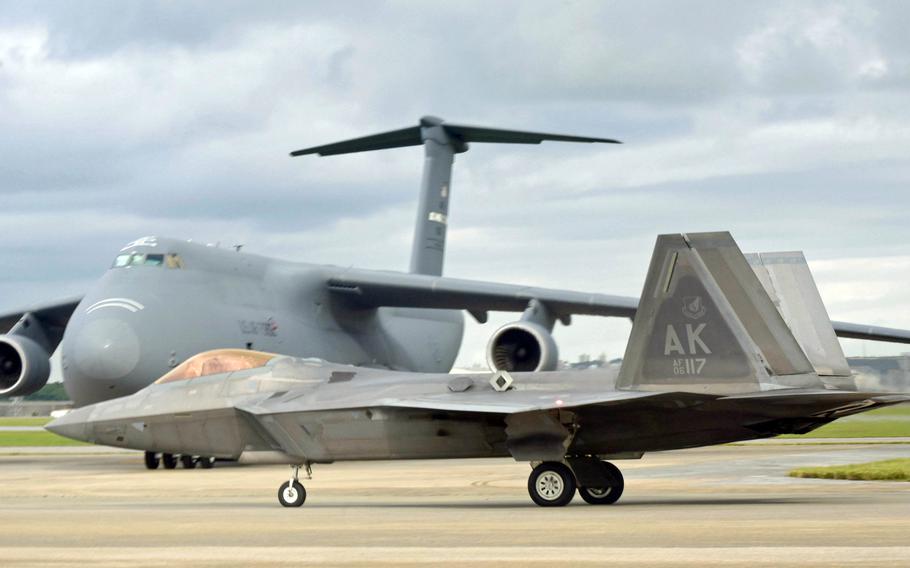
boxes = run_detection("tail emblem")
[682,296,706,320]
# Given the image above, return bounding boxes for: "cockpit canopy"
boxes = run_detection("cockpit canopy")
[155,349,277,384]
[112,252,184,269]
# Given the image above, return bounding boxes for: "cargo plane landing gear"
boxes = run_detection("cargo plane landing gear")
[527,459,624,507]
[278,464,311,507]
[144,451,216,470]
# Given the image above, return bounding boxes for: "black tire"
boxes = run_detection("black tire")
[278,480,306,507]
[578,461,624,505]
[162,453,178,470]
[180,455,197,469]
[143,451,160,470]
[199,456,215,469]
[528,462,576,507]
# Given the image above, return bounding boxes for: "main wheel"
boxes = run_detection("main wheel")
[278,480,306,507]
[199,456,215,469]
[180,455,197,469]
[143,451,160,470]
[528,462,576,507]
[162,453,178,469]
[578,462,624,505]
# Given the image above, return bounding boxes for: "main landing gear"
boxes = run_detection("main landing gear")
[144,451,216,470]
[278,464,311,507]
[527,459,624,507]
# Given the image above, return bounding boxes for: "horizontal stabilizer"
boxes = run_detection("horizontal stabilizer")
[290,115,620,157]
[290,126,422,157]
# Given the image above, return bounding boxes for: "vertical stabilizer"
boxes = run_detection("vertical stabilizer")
[746,252,851,377]
[409,117,460,276]
[617,232,819,394]
[290,116,620,276]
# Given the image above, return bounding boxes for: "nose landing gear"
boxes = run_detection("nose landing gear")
[277,464,311,507]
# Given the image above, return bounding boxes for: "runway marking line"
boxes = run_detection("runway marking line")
[1,546,909,565]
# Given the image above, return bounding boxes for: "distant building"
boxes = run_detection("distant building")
[847,355,910,391]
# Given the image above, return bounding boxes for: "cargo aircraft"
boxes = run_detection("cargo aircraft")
[2,117,909,413]
[48,232,910,507]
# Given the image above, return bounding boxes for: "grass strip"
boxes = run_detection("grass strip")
[0,431,90,447]
[779,403,910,439]
[0,417,53,427]
[789,458,910,481]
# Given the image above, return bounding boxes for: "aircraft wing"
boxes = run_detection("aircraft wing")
[326,269,638,320]
[0,296,83,351]
[325,269,910,344]
[829,321,910,344]
[376,389,713,414]
[238,385,715,416]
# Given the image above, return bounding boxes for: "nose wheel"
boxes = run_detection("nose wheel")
[278,464,310,507]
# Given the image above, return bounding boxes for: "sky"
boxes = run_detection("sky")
[1,0,909,370]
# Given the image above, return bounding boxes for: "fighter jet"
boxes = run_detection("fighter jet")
[3,117,909,409]
[48,232,909,507]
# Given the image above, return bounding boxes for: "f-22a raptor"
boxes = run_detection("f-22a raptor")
[48,232,910,507]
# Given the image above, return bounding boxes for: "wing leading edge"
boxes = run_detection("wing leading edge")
[325,268,910,346]
[0,296,83,353]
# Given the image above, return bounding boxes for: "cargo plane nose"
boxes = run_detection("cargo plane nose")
[61,312,152,406]
[72,318,141,381]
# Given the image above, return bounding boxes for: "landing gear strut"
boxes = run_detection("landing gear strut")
[278,464,310,507]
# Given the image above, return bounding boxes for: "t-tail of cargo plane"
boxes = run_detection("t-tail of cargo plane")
[290,116,620,276]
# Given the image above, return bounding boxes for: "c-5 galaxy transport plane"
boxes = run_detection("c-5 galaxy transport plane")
[48,232,910,507]
[3,117,910,407]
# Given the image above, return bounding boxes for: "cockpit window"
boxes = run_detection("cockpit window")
[155,349,276,384]
[112,252,183,269]
[164,253,184,269]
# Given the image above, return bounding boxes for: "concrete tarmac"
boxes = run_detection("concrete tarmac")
[1,443,908,567]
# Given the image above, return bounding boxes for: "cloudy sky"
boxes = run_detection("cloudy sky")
[1,0,908,369]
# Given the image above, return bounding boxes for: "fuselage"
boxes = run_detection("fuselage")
[60,237,464,406]
[49,350,896,464]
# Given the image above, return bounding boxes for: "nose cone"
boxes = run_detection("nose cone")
[72,318,141,382]
[45,406,93,443]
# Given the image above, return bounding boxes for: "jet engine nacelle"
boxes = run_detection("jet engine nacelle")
[0,335,51,397]
[486,321,559,372]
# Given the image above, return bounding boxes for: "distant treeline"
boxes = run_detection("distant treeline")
[0,383,69,401]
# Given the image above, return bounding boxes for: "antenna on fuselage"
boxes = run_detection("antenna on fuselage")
[290,116,621,276]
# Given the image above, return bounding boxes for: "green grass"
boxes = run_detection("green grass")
[0,417,52,427]
[0,431,90,447]
[779,403,910,439]
[790,458,910,481]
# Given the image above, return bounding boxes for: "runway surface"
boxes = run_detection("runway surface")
[1,443,909,567]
